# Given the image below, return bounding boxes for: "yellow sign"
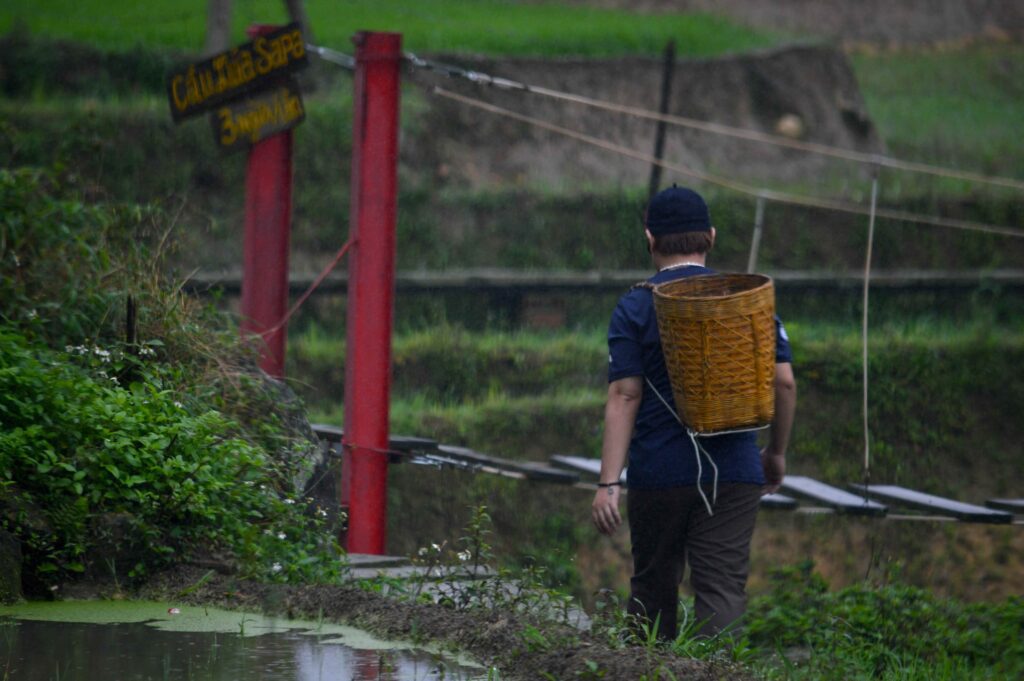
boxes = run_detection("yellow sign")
[211,80,306,150]
[167,23,307,122]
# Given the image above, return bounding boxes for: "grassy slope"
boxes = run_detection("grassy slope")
[0,0,781,56]
[851,44,1024,182]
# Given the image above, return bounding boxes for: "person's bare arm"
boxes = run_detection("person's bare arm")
[592,376,642,535]
[762,362,796,494]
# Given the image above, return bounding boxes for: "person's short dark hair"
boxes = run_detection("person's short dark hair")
[653,230,714,256]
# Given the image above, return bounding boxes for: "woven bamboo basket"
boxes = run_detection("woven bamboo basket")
[652,273,776,434]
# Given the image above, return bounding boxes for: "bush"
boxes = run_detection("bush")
[0,331,337,583]
[0,168,341,587]
[745,563,1024,680]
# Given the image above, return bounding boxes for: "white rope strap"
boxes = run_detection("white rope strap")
[644,377,718,516]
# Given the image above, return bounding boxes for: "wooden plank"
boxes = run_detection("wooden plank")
[549,455,625,482]
[761,493,800,510]
[310,423,438,452]
[167,23,308,122]
[437,445,579,484]
[551,455,800,509]
[210,79,305,151]
[848,485,1012,524]
[782,476,887,516]
[986,498,1024,514]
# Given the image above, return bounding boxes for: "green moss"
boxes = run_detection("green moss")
[0,600,415,646]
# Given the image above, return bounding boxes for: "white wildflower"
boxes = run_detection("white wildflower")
[457,550,471,562]
[271,563,283,574]
[284,498,295,505]
[418,547,428,557]
[277,532,286,540]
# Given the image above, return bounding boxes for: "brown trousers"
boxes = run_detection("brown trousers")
[626,482,762,640]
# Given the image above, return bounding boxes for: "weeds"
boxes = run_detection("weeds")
[0,169,343,586]
[743,563,1024,680]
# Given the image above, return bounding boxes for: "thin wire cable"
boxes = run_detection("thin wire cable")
[862,171,879,489]
[307,43,356,69]
[407,54,1024,192]
[433,86,1024,239]
[258,237,355,338]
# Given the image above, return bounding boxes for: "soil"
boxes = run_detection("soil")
[110,567,750,681]
[404,44,882,192]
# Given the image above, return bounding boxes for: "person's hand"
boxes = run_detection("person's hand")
[591,484,622,535]
[761,446,785,495]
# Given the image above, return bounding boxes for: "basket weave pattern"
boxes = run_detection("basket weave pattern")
[652,274,776,434]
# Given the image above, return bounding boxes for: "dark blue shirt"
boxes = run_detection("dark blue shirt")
[607,266,793,489]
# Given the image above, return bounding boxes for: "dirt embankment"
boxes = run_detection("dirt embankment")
[133,567,747,681]
[406,45,882,191]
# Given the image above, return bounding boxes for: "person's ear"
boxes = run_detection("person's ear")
[709,226,716,249]
[644,228,655,253]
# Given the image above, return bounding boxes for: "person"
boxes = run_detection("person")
[591,185,796,640]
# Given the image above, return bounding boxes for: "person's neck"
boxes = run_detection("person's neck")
[653,253,707,272]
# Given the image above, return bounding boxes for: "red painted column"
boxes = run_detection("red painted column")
[240,25,294,379]
[342,31,402,554]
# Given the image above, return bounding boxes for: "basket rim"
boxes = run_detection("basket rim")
[652,273,773,302]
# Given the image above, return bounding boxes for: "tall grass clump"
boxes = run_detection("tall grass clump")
[0,168,341,591]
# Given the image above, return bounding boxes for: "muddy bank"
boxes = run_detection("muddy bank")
[405,44,882,191]
[126,567,746,681]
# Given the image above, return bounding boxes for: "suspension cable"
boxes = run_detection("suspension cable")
[433,86,1024,239]
[406,53,1024,192]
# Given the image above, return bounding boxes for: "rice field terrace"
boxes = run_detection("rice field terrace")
[2,2,1023,679]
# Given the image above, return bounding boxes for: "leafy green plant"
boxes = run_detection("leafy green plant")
[0,330,340,583]
[743,562,1024,680]
[0,169,343,587]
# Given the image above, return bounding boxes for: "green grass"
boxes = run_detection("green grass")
[1,0,783,57]
[745,564,1024,681]
[851,44,1024,182]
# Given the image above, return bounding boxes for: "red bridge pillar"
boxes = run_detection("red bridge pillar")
[342,31,402,554]
[239,24,293,379]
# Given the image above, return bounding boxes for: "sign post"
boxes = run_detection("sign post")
[236,24,300,379]
[342,31,402,555]
[167,23,309,378]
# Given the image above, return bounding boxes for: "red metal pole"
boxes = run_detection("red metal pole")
[342,31,402,555]
[240,25,294,379]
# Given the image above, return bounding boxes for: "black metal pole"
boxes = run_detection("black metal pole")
[647,39,676,201]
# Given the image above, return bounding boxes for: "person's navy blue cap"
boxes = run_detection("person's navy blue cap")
[644,184,711,236]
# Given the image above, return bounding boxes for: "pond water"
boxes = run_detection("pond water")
[0,602,489,680]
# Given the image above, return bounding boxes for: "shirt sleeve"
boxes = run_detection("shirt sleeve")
[608,295,644,382]
[775,315,793,364]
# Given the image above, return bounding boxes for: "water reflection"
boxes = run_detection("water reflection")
[1,619,485,680]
